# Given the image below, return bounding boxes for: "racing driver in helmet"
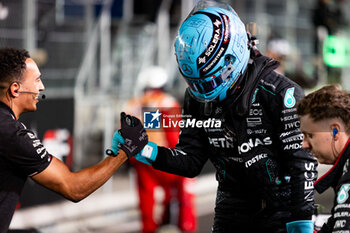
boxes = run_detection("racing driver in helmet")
[117,0,318,232]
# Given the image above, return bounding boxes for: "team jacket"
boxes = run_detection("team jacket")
[315,139,350,232]
[0,102,52,232]
[152,53,317,221]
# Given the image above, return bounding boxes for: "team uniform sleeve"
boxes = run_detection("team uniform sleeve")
[274,82,318,220]
[153,127,209,178]
[7,122,52,177]
[152,92,210,178]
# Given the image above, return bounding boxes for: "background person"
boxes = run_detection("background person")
[265,37,291,75]
[124,66,197,233]
[0,47,147,233]
[266,36,317,89]
[298,84,350,232]
[118,1,318,232]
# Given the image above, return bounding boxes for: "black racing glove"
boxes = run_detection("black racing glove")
[119,112,148,158]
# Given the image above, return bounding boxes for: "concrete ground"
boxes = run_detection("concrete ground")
[10,173,217,233]
[10,164,334,233]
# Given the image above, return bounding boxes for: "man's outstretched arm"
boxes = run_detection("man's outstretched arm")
[32,150,128,202]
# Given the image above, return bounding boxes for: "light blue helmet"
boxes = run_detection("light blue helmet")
[175,1,250,102]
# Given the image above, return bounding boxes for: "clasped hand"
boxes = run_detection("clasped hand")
[109,112,148,158]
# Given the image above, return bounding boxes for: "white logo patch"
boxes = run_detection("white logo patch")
[284,88,296,108]
[338,184,350,204]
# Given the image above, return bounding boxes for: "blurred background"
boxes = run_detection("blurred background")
[1,0,349,232]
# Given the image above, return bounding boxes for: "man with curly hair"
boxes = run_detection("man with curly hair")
[0,47,147,232]
[298,84,350,232]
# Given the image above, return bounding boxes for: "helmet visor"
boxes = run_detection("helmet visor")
[186,74,223,94]
[185,63,235,95]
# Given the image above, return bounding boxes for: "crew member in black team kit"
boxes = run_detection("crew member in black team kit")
[0,47,147,232]
[116,1,318,232]
[298,85,350,233]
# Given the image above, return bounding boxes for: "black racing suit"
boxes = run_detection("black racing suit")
[152,53,318,233]
[0,102,52,233]
[314,139,350,233]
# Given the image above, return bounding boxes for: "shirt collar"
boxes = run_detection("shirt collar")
[0,101,16,120]
[314,138,350,193]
